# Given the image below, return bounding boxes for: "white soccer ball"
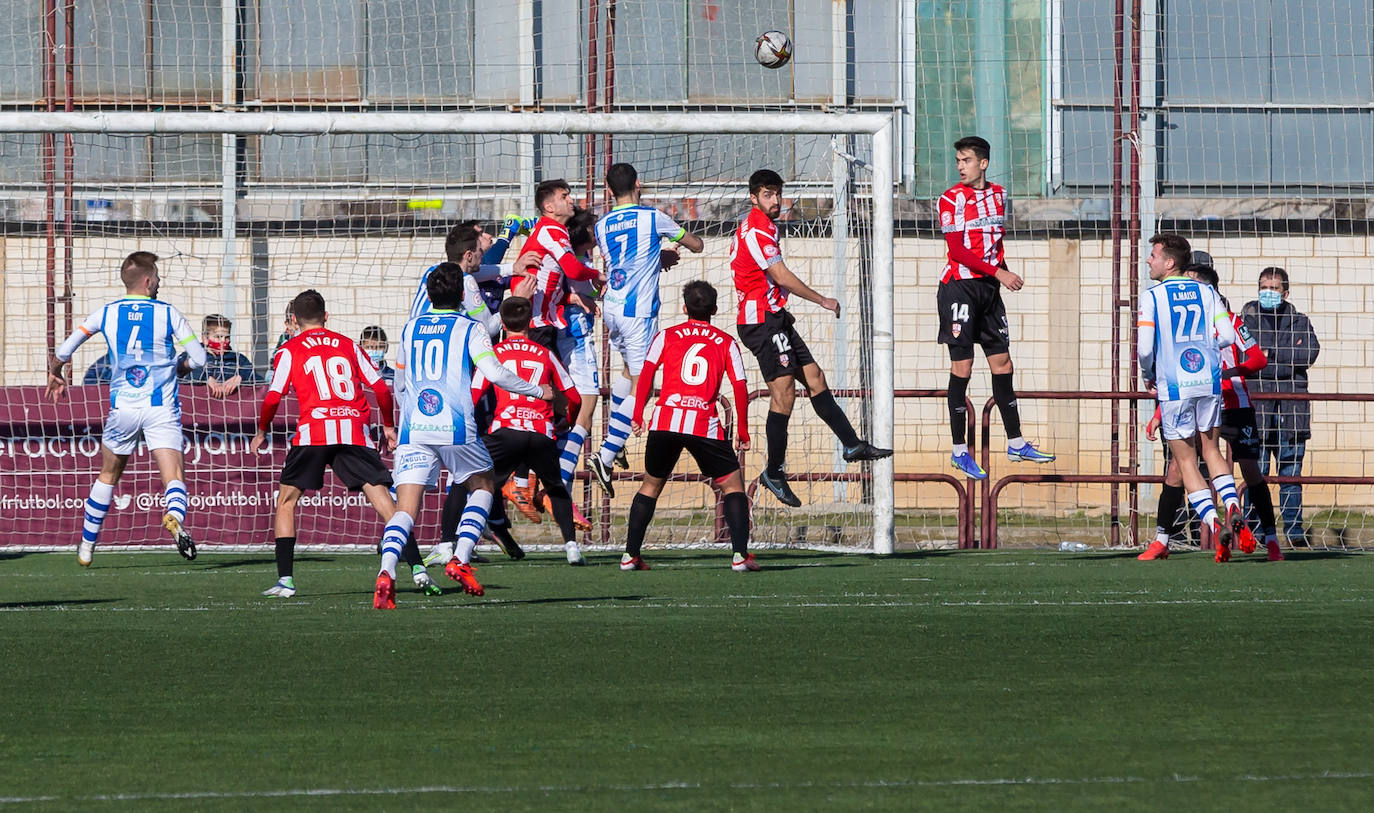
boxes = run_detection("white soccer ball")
[754,30,792,69]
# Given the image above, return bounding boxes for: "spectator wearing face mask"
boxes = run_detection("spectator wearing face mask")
[184,314,264,397]
[1241,267,1320,546]
[359,325,394,384]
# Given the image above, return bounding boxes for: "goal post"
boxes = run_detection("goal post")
[0,110,897,555]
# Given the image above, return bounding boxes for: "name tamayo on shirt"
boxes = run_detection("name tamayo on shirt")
[1138,276,1234,401]
[394,311,543,445]
[57,296,201,409]
[595,204,686,319]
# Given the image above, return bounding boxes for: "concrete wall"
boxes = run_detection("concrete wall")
[3,232,1370,513]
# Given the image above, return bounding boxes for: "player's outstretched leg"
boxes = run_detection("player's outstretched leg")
[373,511,411,609]
[990,367,1054,464]
[621,491,657,571]
[444,485,491,596]
[78,479,116,567]
[590,374,634,497]
[264,486,301,597]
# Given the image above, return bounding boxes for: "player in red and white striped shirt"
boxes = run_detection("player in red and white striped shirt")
[730,169,890,509]
[621,281,758,571]
[471,297,589,565]
[1145,259,1278,559]
[249,290,438,598]
[938,136,1053,481]
[512,179,605,350]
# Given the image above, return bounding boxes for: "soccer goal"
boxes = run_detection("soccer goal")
[0,110,897,556]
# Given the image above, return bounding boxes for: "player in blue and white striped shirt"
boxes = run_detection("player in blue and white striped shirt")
[586,163,703,495]
[375,242,551,602]
[1137,233,1240,562]
[46,251,207,566]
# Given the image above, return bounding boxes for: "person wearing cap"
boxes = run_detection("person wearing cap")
[1241,267,1320,547]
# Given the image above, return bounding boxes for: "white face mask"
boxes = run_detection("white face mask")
[1257,289,1283,310]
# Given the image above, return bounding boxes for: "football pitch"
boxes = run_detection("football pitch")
[1,548,1371,812]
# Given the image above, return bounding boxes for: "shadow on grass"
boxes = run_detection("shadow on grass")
[0,598,122,609]
[478,594,650,606]
[193,557,277,570]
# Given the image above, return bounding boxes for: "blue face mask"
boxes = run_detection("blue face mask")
[1258,289,1283,310]
[368,350,386,367]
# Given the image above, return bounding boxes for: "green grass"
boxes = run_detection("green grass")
[2,548,1372,812]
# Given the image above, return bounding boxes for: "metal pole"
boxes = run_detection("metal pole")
[1108,0,1126,548]
[871,119,895,555]
[1128,0,1142,546]
[220,0,238,322]
[62,0,73,340]
[42,0,55,357]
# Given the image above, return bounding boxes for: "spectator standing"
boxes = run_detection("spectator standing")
[1241,267,1320,546]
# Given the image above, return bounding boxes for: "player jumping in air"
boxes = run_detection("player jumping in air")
[623,281,758,571]
[938,136,1054,480]
[249,290,441,599]
[1136,234,1240,562]
[377,255,553,606]
[47,251,207,566]
[732,169,890,508]
[473,297,588,566]
[586,162,704,498]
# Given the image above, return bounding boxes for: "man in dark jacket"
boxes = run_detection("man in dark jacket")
[1241,267,1320,546]
[183,314,264,397]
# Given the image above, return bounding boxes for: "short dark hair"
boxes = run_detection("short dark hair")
[1149,233,1192,271]
[120,251,159,288]
[290,289,326,325]
[748,169,784,195]
[360,325,388,344]
[954,136,991,161]
[682,280,718,320]
[1259,266,1289,292]
[203,313,232,332]
[426,262,466,310]
[606,163,638,197]
[1186,264,1220,290]
[567,206,596,252]
[535,178,570,215]
[500,297,533,333]
[445,220,482,262]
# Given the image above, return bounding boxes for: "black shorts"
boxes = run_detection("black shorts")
[642,431,740,480]
[280,444,392,492]
[937,277,1009,360]
[482,428,566,494]
[736,309,816,382]
[526,325,559,356]
[1219,407,1262,462]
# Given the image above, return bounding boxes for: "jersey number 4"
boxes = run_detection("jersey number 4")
[303,355,357,400]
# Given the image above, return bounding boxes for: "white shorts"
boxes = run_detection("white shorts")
[392,441,493,490]
[557,309,601,396]
[102,406,185,456]
[1159,395,1223,441]
[604,311,658,375]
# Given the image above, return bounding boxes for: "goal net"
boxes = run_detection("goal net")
[0,111,896,555]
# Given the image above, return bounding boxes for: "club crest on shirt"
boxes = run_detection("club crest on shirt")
[609,267,628,289]
[418,388,444,416]
[778,352,790,368]
[124,366,148,387]
[951,323,962,338]
[1180,348,1205,373]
